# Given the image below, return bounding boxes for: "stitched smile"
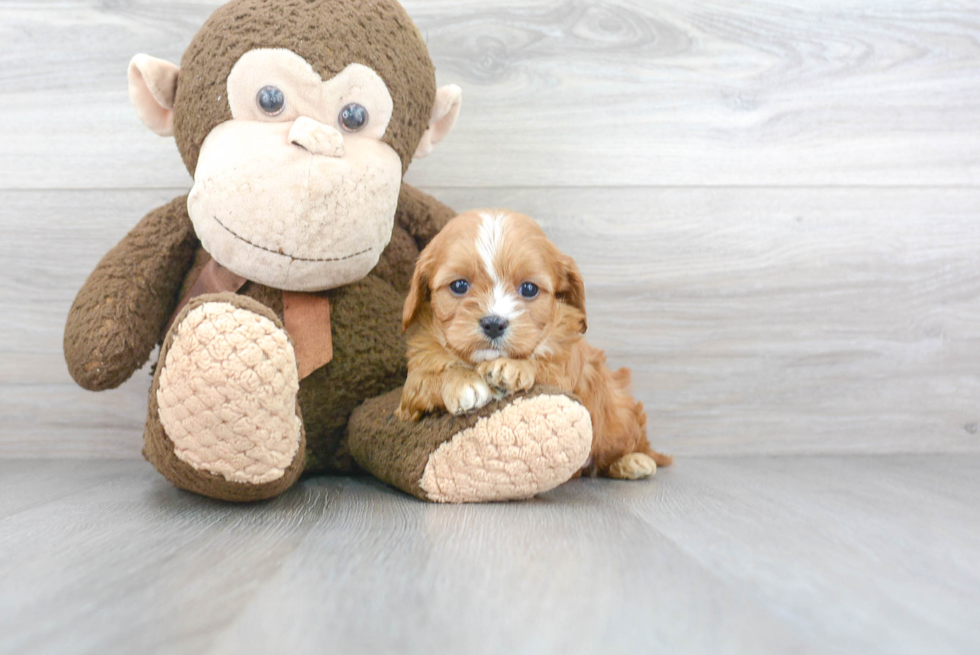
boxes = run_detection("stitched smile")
[212,216,372,263]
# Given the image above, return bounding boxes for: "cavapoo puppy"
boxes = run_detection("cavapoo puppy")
[396,209,672,479]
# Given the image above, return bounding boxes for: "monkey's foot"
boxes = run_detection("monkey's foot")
[145,294,306,501]
[606,453,658,480]
[349,387,593,503]
[421,394,593,502]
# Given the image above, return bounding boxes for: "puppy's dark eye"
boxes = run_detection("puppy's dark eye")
[257,86,286,116]
[519,282,539,299]
[339,103,368,132]
[449,279,469,296]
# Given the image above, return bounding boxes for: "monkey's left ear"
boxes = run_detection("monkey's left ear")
[413,85,462,159]
[127,54,180,137]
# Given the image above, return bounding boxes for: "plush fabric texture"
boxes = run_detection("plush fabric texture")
[64,194,198,391]
[348,385,590,501]
[144,293,307,502]
[167,263,334,378]
[128,54,179,136]
[287,116,346,156]
[419,393,593,503]
[226,54,395,142]
[64,187,450,480]
[371,219,419,295]
[188,117,403,290]
[157,300,303,484]
[164,259,246,336]
[164,214,431,476]
[297,274,409,472]
[281,291,333,379]
[173,0,436,175]
[413,85,462,159]
[395,183,459,251]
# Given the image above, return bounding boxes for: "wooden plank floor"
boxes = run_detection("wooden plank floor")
[1,457,978,655]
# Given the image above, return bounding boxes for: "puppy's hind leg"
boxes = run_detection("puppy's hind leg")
[600,393,673,480]
[607,452,659,480]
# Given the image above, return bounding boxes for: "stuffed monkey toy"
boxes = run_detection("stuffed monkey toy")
[64,0,592,503]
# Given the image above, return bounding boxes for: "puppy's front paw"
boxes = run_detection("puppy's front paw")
[394,402,421,422]
[476,358,535,395]
[443,372,492,415]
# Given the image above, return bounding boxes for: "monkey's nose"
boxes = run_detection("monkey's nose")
[480,315,509,340]
[288,116,345,157]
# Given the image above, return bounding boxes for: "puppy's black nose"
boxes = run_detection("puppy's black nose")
[480,315,509,340]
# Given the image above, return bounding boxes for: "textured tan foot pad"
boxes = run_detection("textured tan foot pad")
[420,394,593,503]
[156,302,302,485]
[607,452,658,480]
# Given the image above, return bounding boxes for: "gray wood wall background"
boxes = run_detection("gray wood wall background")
[1,0,978,459]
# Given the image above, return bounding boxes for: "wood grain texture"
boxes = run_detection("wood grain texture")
[0,460,330,655]
[565,455,980,655]
[1,457,977,655]
[1,0,978,189]
[3,187,978,458]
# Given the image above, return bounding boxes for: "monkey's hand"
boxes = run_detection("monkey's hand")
[477,358,536,396]
[64,195,198,391]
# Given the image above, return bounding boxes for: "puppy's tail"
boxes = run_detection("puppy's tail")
[647,447,674,468]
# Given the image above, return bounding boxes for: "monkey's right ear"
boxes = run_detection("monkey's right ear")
[414,85,462,159]
[127,54,180,137]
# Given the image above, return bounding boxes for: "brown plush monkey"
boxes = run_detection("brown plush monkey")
[64,0,593,503]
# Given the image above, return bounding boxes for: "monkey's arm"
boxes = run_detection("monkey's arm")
[395,183,456,250]
[64,195,198,391]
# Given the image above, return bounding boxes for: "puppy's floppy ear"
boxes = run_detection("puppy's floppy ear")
[402,247,435,331]
[556,254,588,333]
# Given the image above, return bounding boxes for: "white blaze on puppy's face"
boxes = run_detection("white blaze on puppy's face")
[476,211,524,330]
[476,211,525,325]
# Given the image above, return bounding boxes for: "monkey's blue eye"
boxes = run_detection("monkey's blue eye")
[339,103,368,132]
[519,282,539,299]
[449,279,469,296]
[257,86,285,116]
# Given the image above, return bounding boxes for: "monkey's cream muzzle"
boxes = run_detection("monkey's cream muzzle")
[188,117,402,292]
